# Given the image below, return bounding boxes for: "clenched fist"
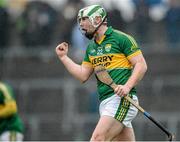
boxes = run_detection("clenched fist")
[55,42,69,60]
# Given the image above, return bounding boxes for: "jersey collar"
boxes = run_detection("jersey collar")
[95,26,113,44]
[104,26,113,36]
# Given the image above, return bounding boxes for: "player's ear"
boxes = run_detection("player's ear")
[94,16,102,26]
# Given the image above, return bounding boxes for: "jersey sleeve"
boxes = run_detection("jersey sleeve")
[0,83,15,104]
[121,35,142,60]
[82,46,93,67]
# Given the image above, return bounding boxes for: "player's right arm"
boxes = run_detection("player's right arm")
[55,42,93,83]
[0,101,17,118]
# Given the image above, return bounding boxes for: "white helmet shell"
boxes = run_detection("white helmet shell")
[77,5,107,28]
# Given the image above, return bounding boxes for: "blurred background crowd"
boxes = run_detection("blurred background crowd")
[0,0,180,141]
[0,0,180,50]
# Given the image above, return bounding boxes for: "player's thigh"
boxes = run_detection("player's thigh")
[99,94,138,128]
[112,127,136,141]
[91,115,124,141]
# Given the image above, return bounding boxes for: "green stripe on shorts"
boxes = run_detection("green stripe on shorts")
[10,131,17,141]
[115,94,132,122]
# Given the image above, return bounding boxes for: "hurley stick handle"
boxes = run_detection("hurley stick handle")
[110,83,117,90]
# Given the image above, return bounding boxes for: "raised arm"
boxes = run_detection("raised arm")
[0,101,17,118]
[55,42,93,83]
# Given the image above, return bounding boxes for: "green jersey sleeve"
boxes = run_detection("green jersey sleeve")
[0,82,15,103]
[83,47,90,63]
[121,34,140,57]
[82,44,94,67]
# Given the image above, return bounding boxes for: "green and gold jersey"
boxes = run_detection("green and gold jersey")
[0,82,24,134]
[82,27,142,101]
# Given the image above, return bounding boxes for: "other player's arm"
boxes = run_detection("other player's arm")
[0,100,17,118]
[55,42,93,83]
[0,83,18,118]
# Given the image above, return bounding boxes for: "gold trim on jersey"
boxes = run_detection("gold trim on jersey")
[82,61,93,67]
[96,35,106,44]
[127,50,142,60]
[114,30,138,49]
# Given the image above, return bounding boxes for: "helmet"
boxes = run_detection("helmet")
[77,4,107,28]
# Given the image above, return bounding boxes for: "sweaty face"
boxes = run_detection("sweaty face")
[78,17,96,39]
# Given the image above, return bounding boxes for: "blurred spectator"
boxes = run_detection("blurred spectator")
[132,0,150,43]
[57,2,76,42]
[146,0,169,22]
[0,0,10,48]
[16,1,58,47]
[6,0,27,21]
[71,23,88,63]
[128,0,169,22]
[57,0,84,43]
[108,8,125,30]
[112,0,136,23]
[165,0,180,48]
[55,0,86,63]
[132,0,169,44]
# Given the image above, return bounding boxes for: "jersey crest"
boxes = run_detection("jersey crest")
[105,44,112,52]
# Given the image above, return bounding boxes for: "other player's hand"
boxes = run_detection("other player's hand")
[114,85,131,97]
[55,42,69,60]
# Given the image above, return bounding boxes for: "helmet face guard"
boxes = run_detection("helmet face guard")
[77,5,107,39]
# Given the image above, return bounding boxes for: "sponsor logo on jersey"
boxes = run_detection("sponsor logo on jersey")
[91,55,114,67]
[89,53,132,69]
[97,46,103,55]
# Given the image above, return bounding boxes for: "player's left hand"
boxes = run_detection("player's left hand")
[114,85,131,97]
